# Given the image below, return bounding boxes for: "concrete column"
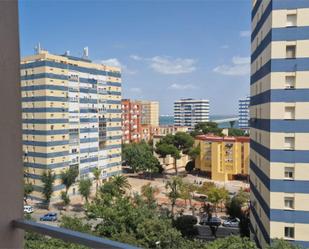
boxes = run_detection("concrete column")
[0,1,24,247]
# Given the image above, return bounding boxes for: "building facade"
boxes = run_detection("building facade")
[174,98,210,130]
[141,125,188,142]
[121,99,141,144]
[21,49,122,200]
[250,1,309,248]
[138,100,159,126]
[194,135,249,181]
[238,96,250,129]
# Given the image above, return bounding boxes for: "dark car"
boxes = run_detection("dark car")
[39,212,57,221]
[205,217,222,226]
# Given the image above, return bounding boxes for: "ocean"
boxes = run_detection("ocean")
[159,115,238,128]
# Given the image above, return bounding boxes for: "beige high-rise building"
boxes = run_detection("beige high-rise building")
[138,100,159,126]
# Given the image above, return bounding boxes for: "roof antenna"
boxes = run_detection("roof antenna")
[83,47,89,59]
[34,42,41,54]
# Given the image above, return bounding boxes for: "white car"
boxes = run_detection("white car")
[24,205,33,214]
[223,217,240,227]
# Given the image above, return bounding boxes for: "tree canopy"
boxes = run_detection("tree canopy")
[41,170,56,209]
[191,122,223,137]
[123,141,161,175]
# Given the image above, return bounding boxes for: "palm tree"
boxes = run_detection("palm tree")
[110,175,131,194]
[92,167,102,194]
[165,176,183,218]
[78,179,92,204]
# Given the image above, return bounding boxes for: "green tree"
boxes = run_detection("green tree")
[268,239,303,249]
[92,167,101,194]
[191,122,223,137]
[41,170,56,209]
[156,132,194,175]
[60,215,92,234]
[229,120,236,128]
[165,176,183,217]
[206,235,257,249]
[60,191,70,207]
[60,167,78,208]
[228,128,247,136]
[78,179,92,203]
[123,142,161,177]
[207,186,228,214]
[141,183,159,209]
[179,182,196,215]
[24,181,34,205]
[60,167,78,194]
[136,218,184,249]
[173,215,198,238]
[110,175,131,194]
[197,181,216,195]
[226,189,250,218]
[156,143,181,174]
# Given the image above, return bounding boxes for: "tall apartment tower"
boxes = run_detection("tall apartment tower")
[138,100,159,126]
[238,96,250,129]
[174,98,209,130]
[121,99,141,144]
[250,1,309,248]
[21,49,122,200]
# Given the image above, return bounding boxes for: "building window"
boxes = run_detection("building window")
[285,167,294,180]
[284,197,294,209]
[285,227,295,239]
[286,45,296,59]
[284,106,295,120]
[285,76,295,89]
[286,14,297,27]
[284,136,295,150]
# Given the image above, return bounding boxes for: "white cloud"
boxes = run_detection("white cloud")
[232,56,250,64]
[98,58,121,68]
[97,58,137,75]
[221,45,229,49]
[130,54,143,61]
[129,54,197,74]
[213,56,250,76]
[169,83,197,90]
[149,56,197,74]
[129,87,142,93]
[240,30,251,37]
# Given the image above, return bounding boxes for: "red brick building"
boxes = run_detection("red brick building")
[121,99,142,144]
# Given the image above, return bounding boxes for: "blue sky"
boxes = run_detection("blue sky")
[19,0,251,115]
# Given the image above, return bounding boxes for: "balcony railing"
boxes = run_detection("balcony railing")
[13,219,140,249]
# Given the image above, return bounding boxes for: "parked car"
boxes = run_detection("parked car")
[223,217,240,227]
[200,216,222,226]
[39,212,57,221]
[23,205,33,214]
[205,216,222,226]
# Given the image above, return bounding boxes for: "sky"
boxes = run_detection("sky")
[19,0,251,116]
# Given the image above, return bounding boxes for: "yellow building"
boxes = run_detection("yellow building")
[138,100,159,126]
[195,135,249,181]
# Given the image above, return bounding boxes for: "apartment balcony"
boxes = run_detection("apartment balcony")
[0,2,139,248]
